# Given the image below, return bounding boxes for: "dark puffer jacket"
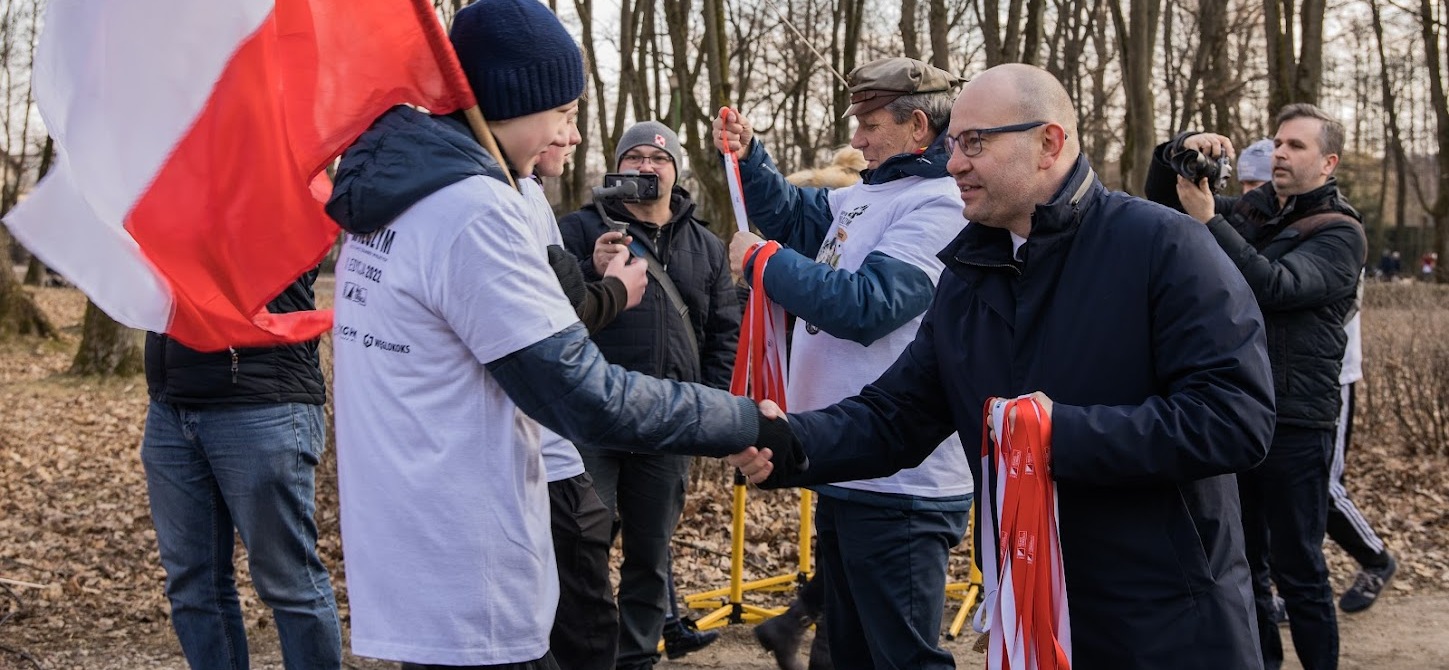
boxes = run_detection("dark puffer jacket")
[145,269,326,406]
[1146,138,1365,428]
[557,190,739,390]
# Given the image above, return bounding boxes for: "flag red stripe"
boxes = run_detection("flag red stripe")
[125,0,474,351]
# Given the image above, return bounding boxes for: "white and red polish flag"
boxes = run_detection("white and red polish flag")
[4,0,475,351]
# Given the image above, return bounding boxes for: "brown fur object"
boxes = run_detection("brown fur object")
[785,146,867,188]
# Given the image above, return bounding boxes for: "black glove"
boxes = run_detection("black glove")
[546,244,587,309]
[752,407,809,488]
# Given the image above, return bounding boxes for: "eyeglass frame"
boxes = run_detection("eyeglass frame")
[944,121,1051,158]
[618,151,675,168]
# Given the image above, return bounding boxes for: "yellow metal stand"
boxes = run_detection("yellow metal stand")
[681,471,814,630]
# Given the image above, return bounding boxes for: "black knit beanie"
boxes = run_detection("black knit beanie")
[449,0,585,121]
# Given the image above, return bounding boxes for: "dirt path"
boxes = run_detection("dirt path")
[11,592,1448,669]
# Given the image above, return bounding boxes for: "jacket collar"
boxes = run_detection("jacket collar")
[861,129,952,185]
[940,154,1100,273]
[1252,178,1357,223]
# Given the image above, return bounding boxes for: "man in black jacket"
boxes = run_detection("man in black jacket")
[1145,103,1367,670]
[142,268,341,669]
[558,120,739,670]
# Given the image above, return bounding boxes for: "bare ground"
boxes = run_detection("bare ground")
[3,281,1448,669]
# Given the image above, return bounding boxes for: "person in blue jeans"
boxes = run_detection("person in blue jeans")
[141,268,341,670]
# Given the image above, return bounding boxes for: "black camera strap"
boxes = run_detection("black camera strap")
[598,203,701,366]
[636,244,700,367]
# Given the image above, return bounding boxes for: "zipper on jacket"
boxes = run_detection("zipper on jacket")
[229,347,239,383]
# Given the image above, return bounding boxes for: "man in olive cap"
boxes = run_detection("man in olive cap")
[715,56,971,670]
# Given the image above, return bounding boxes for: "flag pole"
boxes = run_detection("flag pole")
[462,105,517,191]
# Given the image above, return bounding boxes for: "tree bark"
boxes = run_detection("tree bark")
[0,229,56,339]
[68,301,143,376]
[1416,0,1449,281]
[1112,0,1163,195]
[929,0,951,71]
[901,0,920,60]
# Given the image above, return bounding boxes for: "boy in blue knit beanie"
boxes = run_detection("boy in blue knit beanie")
[325,1,794,668]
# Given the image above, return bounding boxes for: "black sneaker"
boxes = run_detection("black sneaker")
[1270,595,1288,626]
[663,617,720,660]
[1340,554,1397,613]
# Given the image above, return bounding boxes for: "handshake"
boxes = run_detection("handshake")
[731,400,807,486]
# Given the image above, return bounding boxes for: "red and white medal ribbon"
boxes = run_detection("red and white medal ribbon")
[974,396,1071,670]
[731,242,788,404]
[719,107,787,404]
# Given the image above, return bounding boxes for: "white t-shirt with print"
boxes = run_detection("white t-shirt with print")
[333,175,579,665]
[788,175,974,498]
[520,177,587,482]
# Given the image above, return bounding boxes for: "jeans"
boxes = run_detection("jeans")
[578,448,690,670]
[1240,424,1338,670]
[816,494,970,670]
[142,400,341,670]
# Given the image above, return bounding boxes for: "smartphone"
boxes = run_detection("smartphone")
[601,171,660,202]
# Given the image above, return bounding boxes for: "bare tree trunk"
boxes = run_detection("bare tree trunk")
[1293,0,1326,105]
[929,0,951,71]
[979,0,1004,66]
[831,0,866,146]
[1263,0,1326,111]
[1112,0,1163,195]
[1180,0,1229,133]
[901,0,920,60]
[69,301,143,376]
[1020,0,1047,65]
[1370,0,1410,234]
[0,228,56,338]
[22,136,54,287]
[1417,0,1449,281]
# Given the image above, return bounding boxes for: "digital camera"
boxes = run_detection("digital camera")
[1169,149,1233,193]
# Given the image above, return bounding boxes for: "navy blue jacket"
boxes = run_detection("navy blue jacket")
[735,138,945,346]
[764,157,1275,669]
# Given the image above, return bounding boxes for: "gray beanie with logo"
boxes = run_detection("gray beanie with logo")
[615,121,682,168]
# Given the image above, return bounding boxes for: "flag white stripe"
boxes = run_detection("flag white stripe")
[8,163,171,331]
[30,0,272,226]
[6,0,272,332]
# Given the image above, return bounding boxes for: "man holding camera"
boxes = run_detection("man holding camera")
[558,120,739,670]
[1145,103,1367,670]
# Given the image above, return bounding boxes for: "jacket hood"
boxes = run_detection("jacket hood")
[861,129,952,185]
[326,106,509,235]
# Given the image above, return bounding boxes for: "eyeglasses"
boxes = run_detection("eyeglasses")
[620,153,673,168]
[945,121,1048,158]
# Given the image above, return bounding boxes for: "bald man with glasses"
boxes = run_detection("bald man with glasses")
[726,63,1276,669]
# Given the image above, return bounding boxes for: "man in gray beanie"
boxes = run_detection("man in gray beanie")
[558,122,740,670]
[325,3,797,668]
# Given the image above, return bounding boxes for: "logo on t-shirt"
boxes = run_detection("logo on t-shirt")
[334,324,358,342]
[362,333,411,354]
[350,228,396,256]
[343,282,368,306]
